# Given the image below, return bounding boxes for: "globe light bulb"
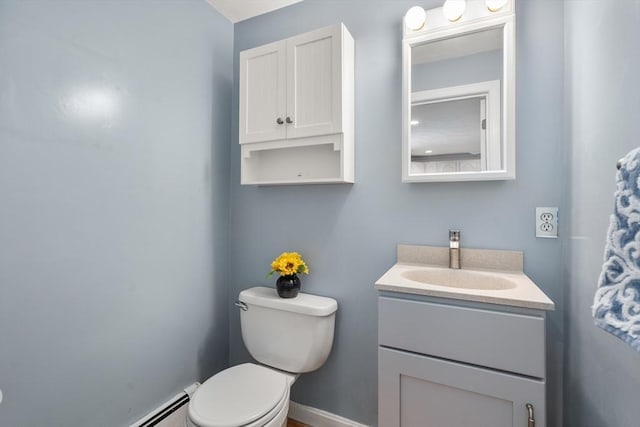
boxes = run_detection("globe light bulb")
[443,0,466,22]
[405,6,426,31]
[486,0,508,12]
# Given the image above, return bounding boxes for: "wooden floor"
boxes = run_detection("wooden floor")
[287,419,309,427]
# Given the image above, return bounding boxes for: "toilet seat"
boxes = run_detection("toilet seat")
[188,363,289,427]
[243,384,289,427]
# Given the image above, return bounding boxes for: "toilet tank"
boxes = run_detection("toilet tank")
[238,287,338,373]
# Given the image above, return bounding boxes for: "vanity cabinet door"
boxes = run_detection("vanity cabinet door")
[239,40,287,144]
[379,347,546,427]
[285,25,343,140]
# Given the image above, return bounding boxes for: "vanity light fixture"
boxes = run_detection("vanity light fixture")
[405,6,426,31]
[485,0,508,12]
[442,0,466,22]
[425,150,433,154]
[410,120,420,125]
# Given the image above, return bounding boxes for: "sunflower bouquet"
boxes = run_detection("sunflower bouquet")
[268,252,309,277]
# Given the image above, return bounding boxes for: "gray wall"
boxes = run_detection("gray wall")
[564,1,640,426]
[412,50,503,92]
[230,1,566,425]
[0,1,232,426]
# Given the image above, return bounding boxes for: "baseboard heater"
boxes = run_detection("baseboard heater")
[130,383,199,427]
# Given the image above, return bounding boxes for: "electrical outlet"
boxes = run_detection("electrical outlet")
[540,213,554,222]
[536,207,558,238]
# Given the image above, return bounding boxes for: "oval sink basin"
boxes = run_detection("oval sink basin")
[400,267,518,290]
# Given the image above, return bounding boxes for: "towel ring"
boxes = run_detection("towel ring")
[617,159,623,170]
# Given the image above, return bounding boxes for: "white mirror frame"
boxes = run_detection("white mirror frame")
[402,1,516,182]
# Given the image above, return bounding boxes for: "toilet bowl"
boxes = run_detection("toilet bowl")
[187,364,294,427]
[187,287,337,427]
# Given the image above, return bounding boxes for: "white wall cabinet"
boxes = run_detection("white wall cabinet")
[378,295,547,427]
[239,23,354,185]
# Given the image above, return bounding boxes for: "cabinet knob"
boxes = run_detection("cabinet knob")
[276,117,284,125]
[286,116,293,124]
[526,403,535,427]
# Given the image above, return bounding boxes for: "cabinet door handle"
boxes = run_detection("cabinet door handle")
[286,116,293,124]
[526,403,535,427]
[276,117,284,125]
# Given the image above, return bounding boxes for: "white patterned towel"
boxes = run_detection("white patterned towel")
[593,148,640,352]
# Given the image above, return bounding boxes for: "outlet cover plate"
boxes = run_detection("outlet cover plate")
[536,207,558,238]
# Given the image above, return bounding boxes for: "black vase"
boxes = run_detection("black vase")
[276,274,301,298]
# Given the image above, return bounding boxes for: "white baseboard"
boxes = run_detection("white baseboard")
[130,383,199,427]
[288,401,369,427]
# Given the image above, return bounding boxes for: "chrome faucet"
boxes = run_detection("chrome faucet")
[449,229,461,269]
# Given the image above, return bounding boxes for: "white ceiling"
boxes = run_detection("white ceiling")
[206,0,303,23]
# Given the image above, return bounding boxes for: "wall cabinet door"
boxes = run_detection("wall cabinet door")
[240,25,345,144]
[285,25,343,139]
[379,347,546,427]
[239,40,287,144]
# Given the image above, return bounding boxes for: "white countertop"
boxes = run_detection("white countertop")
[375,250,555,311]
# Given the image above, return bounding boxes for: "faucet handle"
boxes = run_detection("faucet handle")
[449,229,460,241]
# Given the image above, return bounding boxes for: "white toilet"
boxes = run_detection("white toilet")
[186,286,338,427]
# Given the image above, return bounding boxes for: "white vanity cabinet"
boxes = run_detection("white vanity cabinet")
[239,23,354,185]
[378,295,547,427]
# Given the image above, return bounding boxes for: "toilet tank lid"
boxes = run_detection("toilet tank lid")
[240,287,338,316]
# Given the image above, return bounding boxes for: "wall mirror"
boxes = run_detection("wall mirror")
[402,0,515,182]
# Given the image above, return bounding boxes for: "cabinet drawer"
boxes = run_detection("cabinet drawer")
[379,297,545,378]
